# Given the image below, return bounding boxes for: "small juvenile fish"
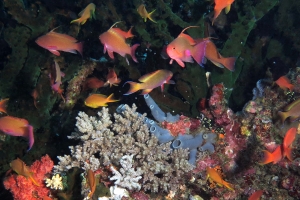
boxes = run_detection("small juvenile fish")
[84,77,105,90]
[0,98,9,114]
[278,98,300,122]
[124,69,175,95]
[248,190,263,200]
[206,167,234,190]
[71,3,96,25]
[10,158,39,186]
[166,26,207,68]
[49,61,65,102]
[212,0,235,25]
[0,116,34,151]
[36,30,83,56]
[85,93,119,108]
[137,4,156,23]
[104,68,121,87]
[86,169,96,198]
[99,22,139,65]
[275,75,294,91]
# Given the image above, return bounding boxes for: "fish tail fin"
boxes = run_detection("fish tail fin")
[26,125,34,152]
[123,81,140,95]
[219,57,236,72]
[191,41,207,67]
[278,111,288,123]
[284,147,293,161]
[76,42,84,56]
[106,93,119,103]
[70,18,81,24]
[29,175,40,186]
[223,181,234,190]
[0,98,9,114]
[258,150,273,165]
[131,44,140,63]
[148,9,157,23]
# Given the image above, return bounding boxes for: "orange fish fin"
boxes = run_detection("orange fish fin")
[70,18,81,24]
[126,27,135,38]
[109,21,123,29]
[284,147,293,161]
[259,150,273,165]
[175,59,185,68]
[124,81,140,95]
[29,175,40,186]
[106,93,119,103]
[0,98,9,114]
[219,57,236,71]
[222,180,234,190]
[49,50,60,56]
[212,9,222,25]
[108,50,115,59]
[76,42,84,56]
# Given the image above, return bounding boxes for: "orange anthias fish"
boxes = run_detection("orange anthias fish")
[86,169,96,198]
[198,38,236,71]
[137,4,156,23]
[104,68,121,87]
[84,77,105,90]
[49,61,65,102]
[71,3,96,25]
[85,93,119,108]
[10,158,39,186]
[260,127,296,165]
[248,190,263,200]
[275,75,294,91]
[0,98,9,114]
[213,0,235,25]
[166,26,208,68]
[0,116,34,151]
[206,167,234,190]
[99,22,140,65]
[124,69,175,95]
[278,98,300,123]
[282,127,296,161]
[36,30,83,56]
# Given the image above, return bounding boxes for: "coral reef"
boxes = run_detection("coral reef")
[3,155,54,200]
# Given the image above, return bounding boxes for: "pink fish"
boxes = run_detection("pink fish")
[124,69,175,95]
[36,29,83,56]
[166,26,207,68]
[104,68,121,87]
[49,61,65,102]
[0,116,34,151]
[99,22,139,65]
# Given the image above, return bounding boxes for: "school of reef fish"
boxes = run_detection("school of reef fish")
[0,0,300,199]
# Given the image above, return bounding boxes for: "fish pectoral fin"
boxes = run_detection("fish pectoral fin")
[66,49,77,54]
[225,5,231,14]
[49,50,61,56]
[107,50,114,59]
[175,59,185,68]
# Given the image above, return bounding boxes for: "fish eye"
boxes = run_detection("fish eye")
[173,47,175,50]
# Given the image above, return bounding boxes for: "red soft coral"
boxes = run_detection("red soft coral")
[3,155,54,200]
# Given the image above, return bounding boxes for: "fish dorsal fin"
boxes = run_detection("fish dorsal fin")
[178,33,196,45]
[180,26,200,34]
[49,26,62,33]
[109,21,123,30]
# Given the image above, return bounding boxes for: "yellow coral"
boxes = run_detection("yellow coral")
[45,174,64,190]
[240,126,251,136]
